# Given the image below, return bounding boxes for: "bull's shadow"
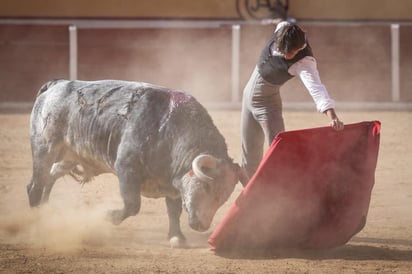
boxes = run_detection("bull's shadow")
[214,237,412,261]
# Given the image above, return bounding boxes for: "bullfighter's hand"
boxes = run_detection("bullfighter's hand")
[331,118,344,131]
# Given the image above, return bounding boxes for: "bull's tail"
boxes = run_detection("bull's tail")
[36,79,65,97]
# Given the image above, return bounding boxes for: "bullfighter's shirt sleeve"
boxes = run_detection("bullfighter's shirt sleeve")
[288,56,336,113]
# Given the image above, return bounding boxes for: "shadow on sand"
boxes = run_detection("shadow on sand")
[214,237,412,261]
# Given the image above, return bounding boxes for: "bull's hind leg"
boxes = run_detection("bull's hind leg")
[166,197,187,248]
[27,145,59,207]
[108,163,142,225]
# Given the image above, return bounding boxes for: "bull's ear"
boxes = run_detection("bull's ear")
[233,163,250,187]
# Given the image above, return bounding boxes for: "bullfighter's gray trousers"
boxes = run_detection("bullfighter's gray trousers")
[240,66,285,178]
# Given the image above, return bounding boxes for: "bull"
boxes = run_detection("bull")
[27,79,248,247]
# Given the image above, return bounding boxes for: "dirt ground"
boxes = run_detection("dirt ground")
[1,110,411,273]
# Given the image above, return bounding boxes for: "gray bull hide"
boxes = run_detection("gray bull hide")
[27,79,248,247]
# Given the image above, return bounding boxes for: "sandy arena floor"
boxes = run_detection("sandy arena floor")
[0,110,411,273]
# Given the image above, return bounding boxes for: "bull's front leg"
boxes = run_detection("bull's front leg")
[166,196,186,248]
[107,169,142,225]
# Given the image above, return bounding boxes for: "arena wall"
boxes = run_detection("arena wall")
[1,0,412,21]
[0,0,411,108]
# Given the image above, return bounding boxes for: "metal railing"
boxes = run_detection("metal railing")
[1,18,411,110]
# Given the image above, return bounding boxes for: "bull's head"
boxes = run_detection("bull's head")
[180,154,249,232]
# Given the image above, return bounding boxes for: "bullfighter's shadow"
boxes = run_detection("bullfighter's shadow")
[213,237,412,261]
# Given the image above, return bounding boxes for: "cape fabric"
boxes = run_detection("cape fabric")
[209,121,381,251]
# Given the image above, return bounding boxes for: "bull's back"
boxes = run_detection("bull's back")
[31,80,186,165]
[34,79,173,130]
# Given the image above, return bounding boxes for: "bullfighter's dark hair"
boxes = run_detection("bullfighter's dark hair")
[275,23,306,54]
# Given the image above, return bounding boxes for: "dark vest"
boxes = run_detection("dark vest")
[257,32,313,85]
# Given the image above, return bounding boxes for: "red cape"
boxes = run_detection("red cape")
[209,121,381,250]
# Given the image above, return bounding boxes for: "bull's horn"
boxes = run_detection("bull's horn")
[192,154,218,182]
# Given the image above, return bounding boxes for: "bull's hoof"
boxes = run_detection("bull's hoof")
[27,187,43,207]
[169,236,187,248]
[105,209,124,225]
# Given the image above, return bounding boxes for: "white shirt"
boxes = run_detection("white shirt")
[270,22,336,113]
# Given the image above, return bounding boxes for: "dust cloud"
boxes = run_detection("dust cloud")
[0,176,120,253]
[82,27,236,105]
[0,198,113,253]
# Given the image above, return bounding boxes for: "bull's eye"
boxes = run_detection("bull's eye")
[203,183,211,193]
